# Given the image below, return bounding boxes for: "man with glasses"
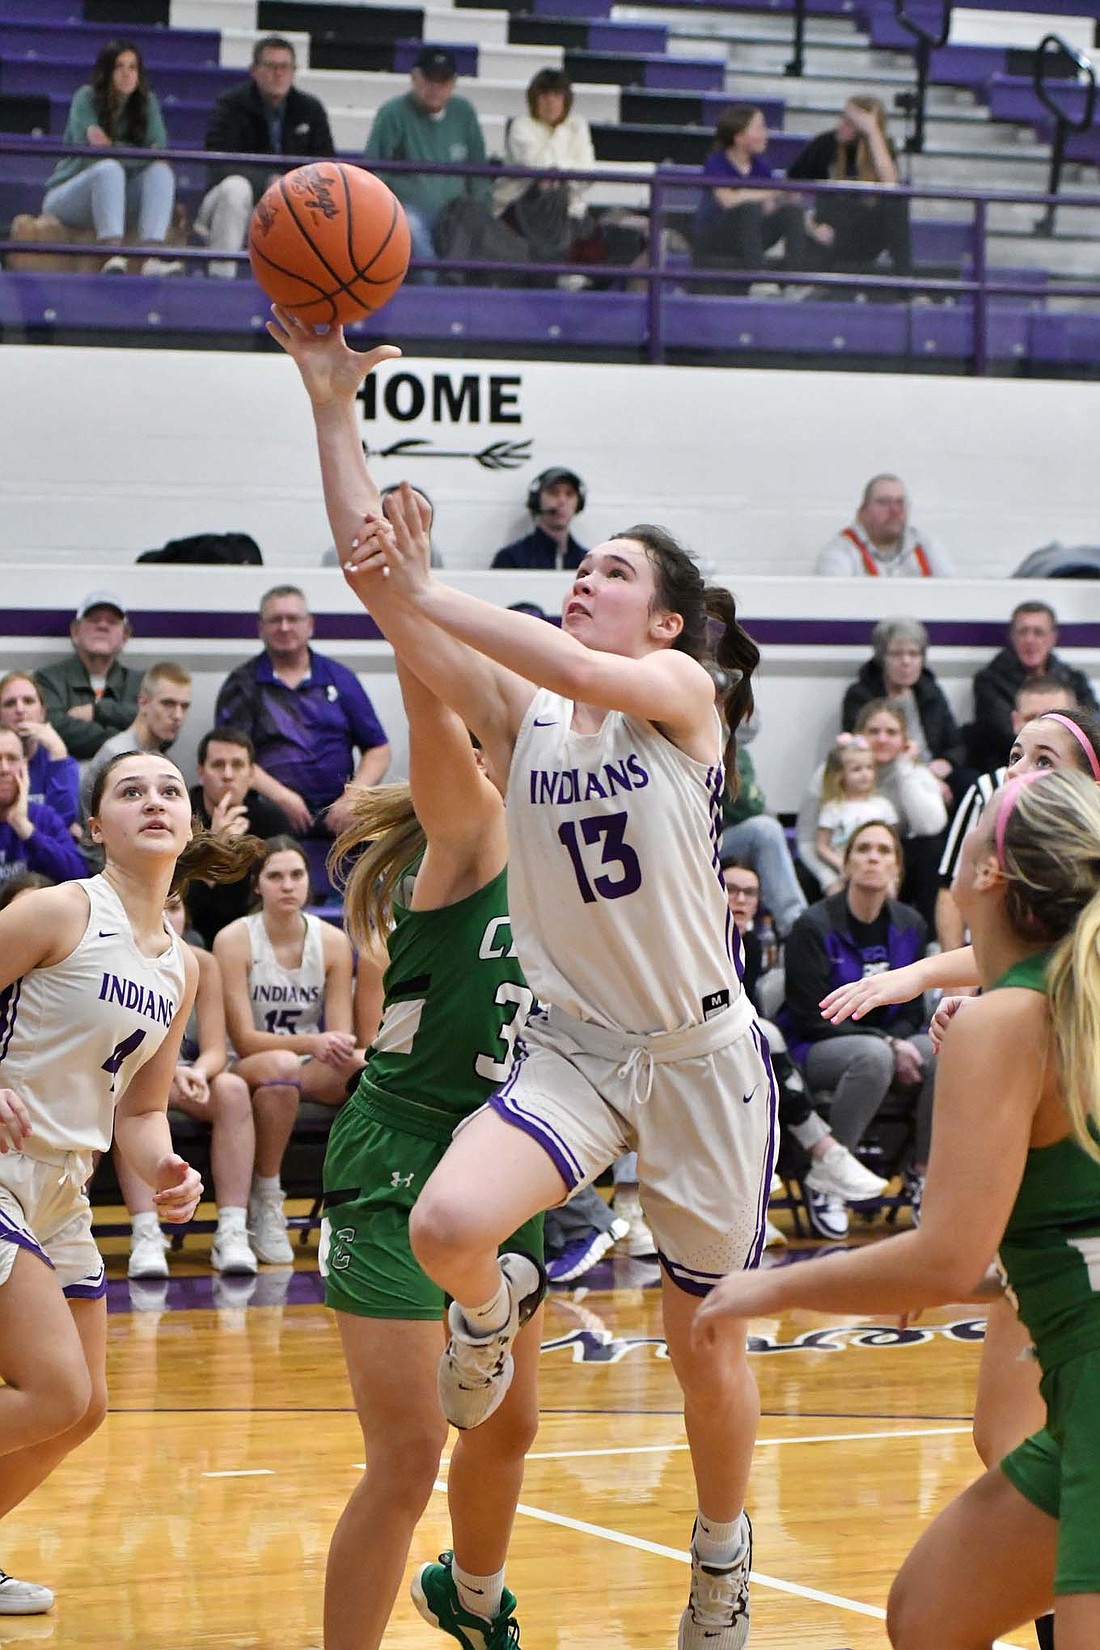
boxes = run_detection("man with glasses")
[196,35,335,279]
[815,473,955,577]
[214,586,389,895]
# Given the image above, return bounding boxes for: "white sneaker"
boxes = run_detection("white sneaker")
[804,1143,889,1205]
[101,254,128,275]
[128,1224,169,1280]
[248,1189,294,1265]
[804,1185,850,1241]
[438,1251,547,1430]
[611,1191,657,1258]
[679,1514,752,1650]
[140,255,184,277]
[211,1224,259,1276]
[0,1570,53,1615]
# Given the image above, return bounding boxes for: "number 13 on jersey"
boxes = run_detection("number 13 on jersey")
[558,811,642,904]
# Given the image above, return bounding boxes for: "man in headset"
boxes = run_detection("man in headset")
[491,467,587,571]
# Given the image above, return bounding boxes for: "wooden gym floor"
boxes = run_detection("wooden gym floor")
[4,1211,1035,1650]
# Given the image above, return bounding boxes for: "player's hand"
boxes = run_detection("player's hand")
[930,994,971,1053]
[0,1088,31,1153]
[209,793,250,841]
[307,1030,358,1068]
[170,1066,209,1106]
[265,303,400,407]
[820,965,917,1023]
[691,1271,784,1351]
[152,1154,203,1223]
[345,484,433,600]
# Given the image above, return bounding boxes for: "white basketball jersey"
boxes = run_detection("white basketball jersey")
[506,690,743,1035]
[0,875,188,1155]
[245,912,325,1038]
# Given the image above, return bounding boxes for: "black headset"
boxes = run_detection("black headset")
[527,468,586,516]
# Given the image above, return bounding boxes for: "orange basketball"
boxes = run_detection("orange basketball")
[248,162,410,325]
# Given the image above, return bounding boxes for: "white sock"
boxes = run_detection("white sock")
[452,1559,505,1620]
[694,1512,748,1568]
[251,1175,281,1199]
[217,1206,248,1230]
[461,1269,510,1336]
[131,1211,161,1239]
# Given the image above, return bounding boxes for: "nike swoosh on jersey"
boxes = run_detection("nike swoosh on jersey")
[98,930,120,938]
[742,1085,759,1105]
[533,718,557,727]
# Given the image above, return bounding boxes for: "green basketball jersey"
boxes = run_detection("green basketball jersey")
[353,866,533,1143]
[993,950,1100,1371]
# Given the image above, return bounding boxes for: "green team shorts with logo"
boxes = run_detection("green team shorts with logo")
[319,1097,543,1321]
[1001,1350,1100,1594]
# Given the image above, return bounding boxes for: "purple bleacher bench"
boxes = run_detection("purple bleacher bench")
[0,60,238,105]
[0,21,222,66]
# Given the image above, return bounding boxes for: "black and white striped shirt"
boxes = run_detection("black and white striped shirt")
[938,767,1007,883]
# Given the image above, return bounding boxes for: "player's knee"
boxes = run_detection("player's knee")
[212,1071,252,1120]
[36,1359,95,1443]
[365,1423,446,1506]
[73,1375,109,1442]
[408,1190,480,1272]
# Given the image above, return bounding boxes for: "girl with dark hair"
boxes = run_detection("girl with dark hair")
[42,40,182,275]
[494,67,598,279]
[213,836,362,1266]
[698,767,1100,1650]
[692,103,810,277]
[787,94,911,278]
[269,307,774,1650]
[0,750,259,1614]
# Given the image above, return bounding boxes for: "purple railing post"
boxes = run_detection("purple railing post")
[646,173,665,365]
[972,196,988,377]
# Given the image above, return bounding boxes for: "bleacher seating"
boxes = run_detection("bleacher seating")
[0,0,1098,370]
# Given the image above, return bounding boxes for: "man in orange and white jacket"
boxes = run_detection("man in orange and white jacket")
[815,473,956,577]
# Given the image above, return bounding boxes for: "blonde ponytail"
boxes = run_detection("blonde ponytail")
[327,783,425,955]
[1048,893,1100,1165]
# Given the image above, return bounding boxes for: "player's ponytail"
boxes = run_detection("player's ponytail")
[619,524,759,794]
[705,584,759,792]
[172,829,268,902]
[329,783,425,956]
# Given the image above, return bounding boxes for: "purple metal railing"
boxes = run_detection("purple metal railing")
[2,134,1099,374]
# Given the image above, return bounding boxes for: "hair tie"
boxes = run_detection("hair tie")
[995,771,1043,869]
[835,733,868,750]
[1036,713,1100,784]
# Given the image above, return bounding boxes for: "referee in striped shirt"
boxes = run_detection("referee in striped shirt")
[935,676,1077,949]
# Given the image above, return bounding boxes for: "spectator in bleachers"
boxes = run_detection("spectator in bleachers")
[691,105,810,278]
[36,591,143,763]
[213,836,363,1263]
[365,48,489,286]
[719,736,807,939]
[492,467,588,570]
[0,729,86,884]
[787,96,912,281]
[494,69,598,286]
[80,663,193,816]
[122,895,258,1281]
[41,40,182,277]
[776,820,934,1233]
[815,474,955,577]
[841,617,966,802]
[0,673,80,831]
[214,585,390,898]
[968,599,1098,774]
[186,729,291,950]
[813,734,897,893]
[195,35,335,280]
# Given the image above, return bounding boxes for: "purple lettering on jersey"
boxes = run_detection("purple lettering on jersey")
[527,758,652,805]
[97,972,174,1026]
[252,983,322,1003]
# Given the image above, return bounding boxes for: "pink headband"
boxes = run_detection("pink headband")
[1036,713,1100,783]
[995,771,1043,869]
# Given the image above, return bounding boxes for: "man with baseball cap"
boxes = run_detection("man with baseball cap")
[35,591,143,761]
[365,46,489,284]
[492,467,588,570]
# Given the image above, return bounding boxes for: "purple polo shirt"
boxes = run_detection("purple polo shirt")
[214,649,388,814]
[695,149,774,233]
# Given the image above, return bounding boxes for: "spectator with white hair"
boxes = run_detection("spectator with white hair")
[815,474,955,578]
[841,616,967,803]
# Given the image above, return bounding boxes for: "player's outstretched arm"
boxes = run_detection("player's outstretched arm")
[819,945,980,1024]
[114,949,203,1222]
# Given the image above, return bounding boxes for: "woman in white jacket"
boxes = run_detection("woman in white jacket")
[494,69,597,281]
[854,698,947,927]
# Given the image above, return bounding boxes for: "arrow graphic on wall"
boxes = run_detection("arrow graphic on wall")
[364,438,533,471]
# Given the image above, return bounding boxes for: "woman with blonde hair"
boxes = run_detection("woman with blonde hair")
[494,67,599,279]
[698,766,1100,1650]
[787,94,912,278]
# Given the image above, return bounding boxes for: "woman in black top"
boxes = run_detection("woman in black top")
[787,95,911,277]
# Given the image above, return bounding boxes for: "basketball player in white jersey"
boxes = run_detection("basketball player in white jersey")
[266,298,774,1650]
[214,836,362,1265]
[0,750,259,1613]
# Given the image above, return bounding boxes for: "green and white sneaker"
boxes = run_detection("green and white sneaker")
[411,1551,520,1650]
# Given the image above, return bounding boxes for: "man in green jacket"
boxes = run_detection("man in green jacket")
[35,592,143,762]
[365,48,489,284]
